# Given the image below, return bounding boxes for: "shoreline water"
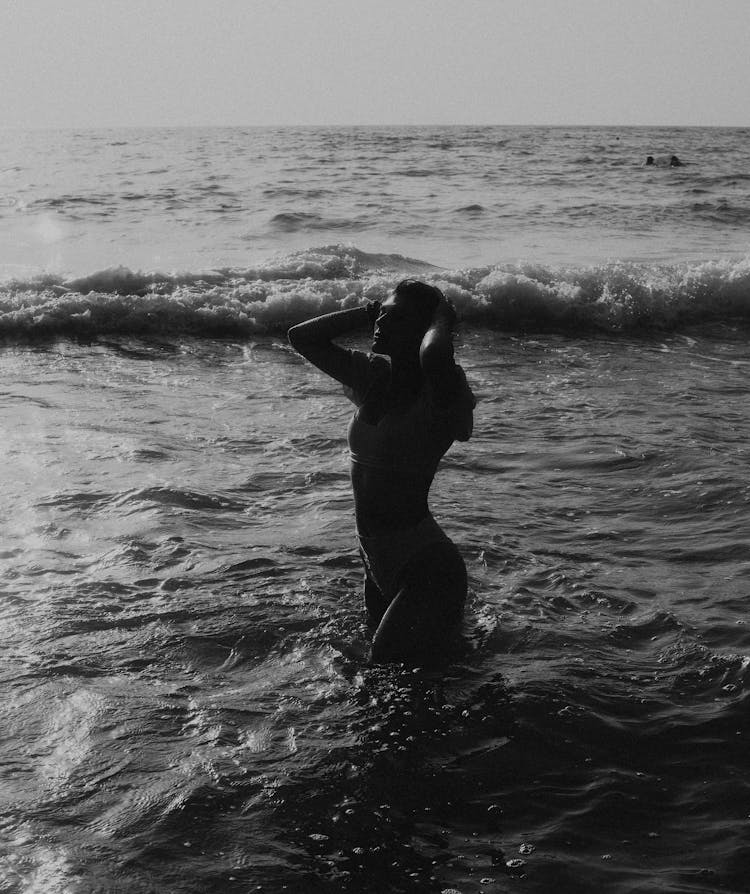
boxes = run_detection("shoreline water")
[3,330,750,893]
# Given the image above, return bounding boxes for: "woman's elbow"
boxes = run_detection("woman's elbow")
[453,408,473,442]
[287,323,324,364]
[287,324,306,352]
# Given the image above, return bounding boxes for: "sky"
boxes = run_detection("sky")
[2,0,749,128]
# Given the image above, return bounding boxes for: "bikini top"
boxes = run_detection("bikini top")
[344,350,471,477]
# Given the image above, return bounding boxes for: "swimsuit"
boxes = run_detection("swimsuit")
[343,349,473,602]
[345,349,460,479]
[357,513,452,600]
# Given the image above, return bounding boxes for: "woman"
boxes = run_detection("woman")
[288,280,475,665]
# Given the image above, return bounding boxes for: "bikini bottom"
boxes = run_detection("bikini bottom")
[357,514,460,602]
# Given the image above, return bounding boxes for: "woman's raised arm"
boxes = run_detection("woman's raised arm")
[420,299,475,441]
[288,305,374,387]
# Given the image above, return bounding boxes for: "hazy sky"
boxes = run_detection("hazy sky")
[3,0,748,128]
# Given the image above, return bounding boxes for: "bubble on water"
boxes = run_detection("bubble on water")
[519,842,535,855]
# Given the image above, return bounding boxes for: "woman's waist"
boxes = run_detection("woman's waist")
[350,454,435,493]
[351,468,431,535]
[349,448,439,477]
[357,511,448,544]
[353,500,431,537]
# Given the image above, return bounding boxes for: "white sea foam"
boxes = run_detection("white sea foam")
[1,246,749,338]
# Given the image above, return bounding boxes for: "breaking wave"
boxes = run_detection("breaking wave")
[1,244,749,340]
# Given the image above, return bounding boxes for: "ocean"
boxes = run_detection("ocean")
[1,125,750,893]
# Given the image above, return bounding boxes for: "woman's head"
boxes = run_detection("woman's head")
[393,280,443,325]
[372,280,445,360]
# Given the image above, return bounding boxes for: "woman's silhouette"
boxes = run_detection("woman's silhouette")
[288,280,475,664]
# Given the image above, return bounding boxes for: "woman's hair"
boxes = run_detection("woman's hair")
[394,279,443,328]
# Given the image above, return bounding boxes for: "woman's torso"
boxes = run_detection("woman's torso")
[348,380,455,536]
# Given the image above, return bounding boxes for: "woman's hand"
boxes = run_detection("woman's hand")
[366,300,381,329]
[433,295,457,329]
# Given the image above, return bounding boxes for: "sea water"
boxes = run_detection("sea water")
[1,126,750,893]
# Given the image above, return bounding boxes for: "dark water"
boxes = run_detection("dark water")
[2,327,749,893]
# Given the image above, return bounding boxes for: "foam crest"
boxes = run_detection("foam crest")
[1,246,749,340]
[437,257,750,331]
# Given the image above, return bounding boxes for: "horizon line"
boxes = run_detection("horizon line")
[1,122,748,132]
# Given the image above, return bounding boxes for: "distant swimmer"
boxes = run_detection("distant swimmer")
[645,154,684,167]
[288,280,476,666]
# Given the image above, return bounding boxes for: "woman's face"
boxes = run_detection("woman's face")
[371,293,428,360]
